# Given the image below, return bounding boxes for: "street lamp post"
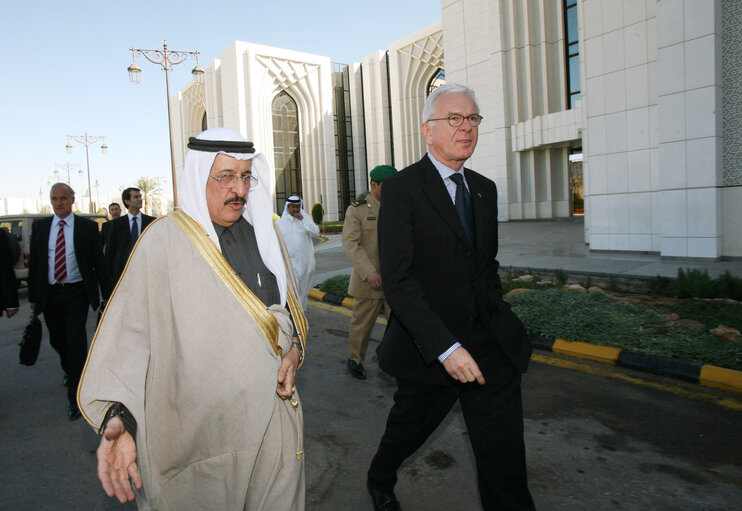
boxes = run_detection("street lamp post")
[127,40,204,209]
[66,132,107,213]
[54,161,81,185]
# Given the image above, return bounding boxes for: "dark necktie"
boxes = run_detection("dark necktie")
[449,172,476,249]
[54,220,67,283]
[131,217,139,245]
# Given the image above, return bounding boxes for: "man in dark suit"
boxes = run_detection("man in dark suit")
[106,187,154,285]
[366,84,535,511]
[100,202,122,254]
[0,227,19,318]
[28,183,111,420]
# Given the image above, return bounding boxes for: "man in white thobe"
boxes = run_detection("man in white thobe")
[276,196,319,309]
[78,128,307,510]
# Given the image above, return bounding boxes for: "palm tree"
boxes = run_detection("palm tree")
[134,177,164,216]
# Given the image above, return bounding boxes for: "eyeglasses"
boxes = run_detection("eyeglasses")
[209,173,258,190]
[426,114,483,128]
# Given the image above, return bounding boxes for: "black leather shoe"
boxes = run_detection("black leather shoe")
[68,407,82,421]
[347,359,367,380]
[367,484,402,511]
[367,482,402,511]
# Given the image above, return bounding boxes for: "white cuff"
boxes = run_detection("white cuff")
[438,342,462,363]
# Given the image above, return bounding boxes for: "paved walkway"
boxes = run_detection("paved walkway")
[313,217,742,283]
[496,217,742,279]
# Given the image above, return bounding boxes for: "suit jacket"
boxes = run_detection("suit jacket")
[100,220,113,253]
[376,155,532,385]
[106,213,155,284]
[0,228,19,311]
[28,215,111,314]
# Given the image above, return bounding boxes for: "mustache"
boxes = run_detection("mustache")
[223,195,247,206]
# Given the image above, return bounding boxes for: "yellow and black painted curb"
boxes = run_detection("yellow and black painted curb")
[308,287,742,395]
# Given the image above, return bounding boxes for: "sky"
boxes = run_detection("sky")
[2,0,441,207]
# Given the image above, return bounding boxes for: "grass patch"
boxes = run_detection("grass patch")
[317,275,742,371]
[319,274,350,296]
[319,221,344,233]
[506,288,742,371]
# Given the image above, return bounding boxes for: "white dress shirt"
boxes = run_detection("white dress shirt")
[48,214,82,284]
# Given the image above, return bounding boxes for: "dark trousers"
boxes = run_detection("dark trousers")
[368,333,535,511]
[43,283,89,410]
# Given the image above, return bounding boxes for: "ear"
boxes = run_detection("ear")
[421,122,433,145]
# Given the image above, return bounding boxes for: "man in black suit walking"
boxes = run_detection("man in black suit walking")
[366,84,535,510]
[28,183,110,420]
[106,187,155,285]
[100,202,121,254]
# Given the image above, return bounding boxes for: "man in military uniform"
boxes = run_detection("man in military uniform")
[342,165,397,379]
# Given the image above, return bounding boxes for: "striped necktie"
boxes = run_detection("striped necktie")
[54,220,67,283]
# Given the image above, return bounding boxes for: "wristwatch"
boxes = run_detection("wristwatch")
[291,339,304,365]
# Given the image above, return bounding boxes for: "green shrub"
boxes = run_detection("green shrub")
[648,275,674,296]
[649,269,742,300]
[553,269,568,286]
[311,202,324,225]
[677,268,714,298]
[355,191,370,202]
[714,271,742,301]
[607,277,619,292]
[319,274,350,297]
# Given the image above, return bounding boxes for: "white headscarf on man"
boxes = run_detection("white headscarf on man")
[179,127,288,306]
[280,195,311,222]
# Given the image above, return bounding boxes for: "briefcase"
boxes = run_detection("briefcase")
[19,314,42,366]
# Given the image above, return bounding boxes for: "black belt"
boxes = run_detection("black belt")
[50,281,84,288]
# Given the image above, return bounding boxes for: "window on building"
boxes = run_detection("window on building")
[427,68,446,96]
[564,0,580,108]
[332,63,355,219]
[272,91,302,214]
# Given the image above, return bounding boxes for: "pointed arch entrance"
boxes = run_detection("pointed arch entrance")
[272,91,302,213]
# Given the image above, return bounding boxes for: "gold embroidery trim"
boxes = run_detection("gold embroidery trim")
[170,210,280,355]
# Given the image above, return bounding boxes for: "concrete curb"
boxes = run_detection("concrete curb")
[309,287,742,394]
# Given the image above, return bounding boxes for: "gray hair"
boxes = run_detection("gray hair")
[422,83,479,122]
[50,182,75,198]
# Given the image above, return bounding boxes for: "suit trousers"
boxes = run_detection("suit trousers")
[43,283,89,410]
[368,326,535,511]
[348,297,390,363]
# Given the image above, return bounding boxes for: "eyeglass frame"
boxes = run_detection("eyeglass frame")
[425,113,484,128]
[208,172,259,190]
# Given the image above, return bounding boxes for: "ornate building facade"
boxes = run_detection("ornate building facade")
[172,0,741,258]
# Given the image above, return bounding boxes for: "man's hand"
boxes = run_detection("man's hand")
[29,302,35,312]
[6,308,18,318]
[276,345,301,398]
[442,346,485,385]
[97,416,142,503]
[290,210,303,220]
[367,271,382,291]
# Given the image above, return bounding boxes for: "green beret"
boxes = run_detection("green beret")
[369,165,398,182]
